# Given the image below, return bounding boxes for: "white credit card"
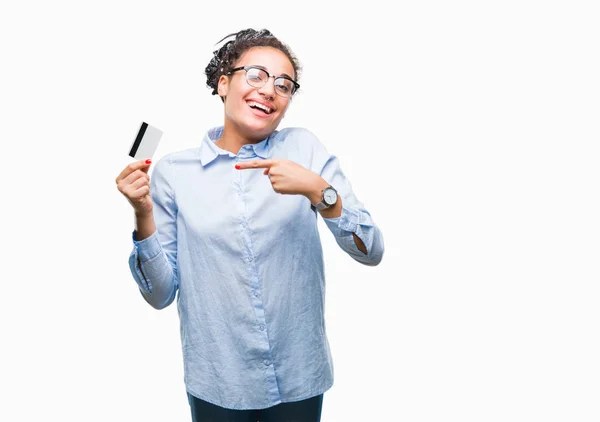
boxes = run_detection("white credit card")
[128,122,163,160]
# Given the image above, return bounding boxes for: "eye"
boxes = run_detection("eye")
[247,68,266,82]
[275,79,292,93]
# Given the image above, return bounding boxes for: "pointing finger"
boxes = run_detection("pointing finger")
[235,159,275,170]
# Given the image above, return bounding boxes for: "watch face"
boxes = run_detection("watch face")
[323,187,337,205]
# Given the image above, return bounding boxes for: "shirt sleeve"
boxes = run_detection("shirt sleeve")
[308,130,385,266]
[128,156,179,309]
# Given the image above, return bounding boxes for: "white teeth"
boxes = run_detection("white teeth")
[247,101,271,114]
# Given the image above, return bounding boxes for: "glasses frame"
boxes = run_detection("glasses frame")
[227,66,300,97]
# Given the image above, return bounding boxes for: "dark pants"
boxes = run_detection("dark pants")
[187,393,323,422]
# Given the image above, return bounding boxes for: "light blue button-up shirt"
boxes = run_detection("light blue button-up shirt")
[128,126,384,410]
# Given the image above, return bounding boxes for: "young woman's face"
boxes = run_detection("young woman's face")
[218,46,296,141]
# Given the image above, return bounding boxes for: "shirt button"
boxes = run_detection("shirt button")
[253,291,259,297]
[263,359,271,366]
[259,324,265,331]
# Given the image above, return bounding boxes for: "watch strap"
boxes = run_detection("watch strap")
[311,186,337,211]
[312,201,328,211]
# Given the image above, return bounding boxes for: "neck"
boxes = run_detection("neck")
[215,121,268,155]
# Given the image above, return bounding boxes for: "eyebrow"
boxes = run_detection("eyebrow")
[252,65,294,80]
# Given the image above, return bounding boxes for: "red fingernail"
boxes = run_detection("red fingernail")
[235,164,241,169]
[145,159,152,164]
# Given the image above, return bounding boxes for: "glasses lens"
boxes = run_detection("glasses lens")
[275,78,295,97]
[246,68,267,87]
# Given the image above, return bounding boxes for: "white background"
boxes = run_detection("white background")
[1,1,599,421]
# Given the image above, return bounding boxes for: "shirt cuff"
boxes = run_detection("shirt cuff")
[322,206,360,235]
[132,230,162,261]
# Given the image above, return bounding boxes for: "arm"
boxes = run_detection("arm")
[234,129,384,264]
[317,153,384,266]
[304,181,368,254]
[128,156,179,309]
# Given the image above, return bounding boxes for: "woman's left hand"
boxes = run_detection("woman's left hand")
[235,159,327,203]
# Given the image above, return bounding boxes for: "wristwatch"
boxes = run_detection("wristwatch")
[312,186,338,211]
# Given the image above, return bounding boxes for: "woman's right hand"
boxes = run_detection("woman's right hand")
[116,159,153,216]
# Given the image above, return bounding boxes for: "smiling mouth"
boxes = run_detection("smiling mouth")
[246,100,273,115]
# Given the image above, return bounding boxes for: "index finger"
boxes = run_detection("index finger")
[235,159,275,170]
[116,159,152,183]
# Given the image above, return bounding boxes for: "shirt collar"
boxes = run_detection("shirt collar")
[199,126,273,166]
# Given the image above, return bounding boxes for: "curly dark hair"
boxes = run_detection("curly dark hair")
[205,28,301,102]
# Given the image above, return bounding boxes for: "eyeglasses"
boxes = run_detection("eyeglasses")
[227,66,300,98]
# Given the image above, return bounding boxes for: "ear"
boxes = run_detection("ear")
[217,75,229,98]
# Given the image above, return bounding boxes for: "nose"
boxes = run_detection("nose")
[257,76,276,100]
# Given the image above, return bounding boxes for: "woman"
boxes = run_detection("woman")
[116,28,384,422]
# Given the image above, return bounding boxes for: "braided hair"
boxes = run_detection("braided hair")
[205,29,301,102]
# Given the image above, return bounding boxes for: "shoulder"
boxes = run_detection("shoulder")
[271,127,329,155]
[151,147,201,180]
[154,147,201,168]
[270,127,334,172]
[273,127,320,144]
